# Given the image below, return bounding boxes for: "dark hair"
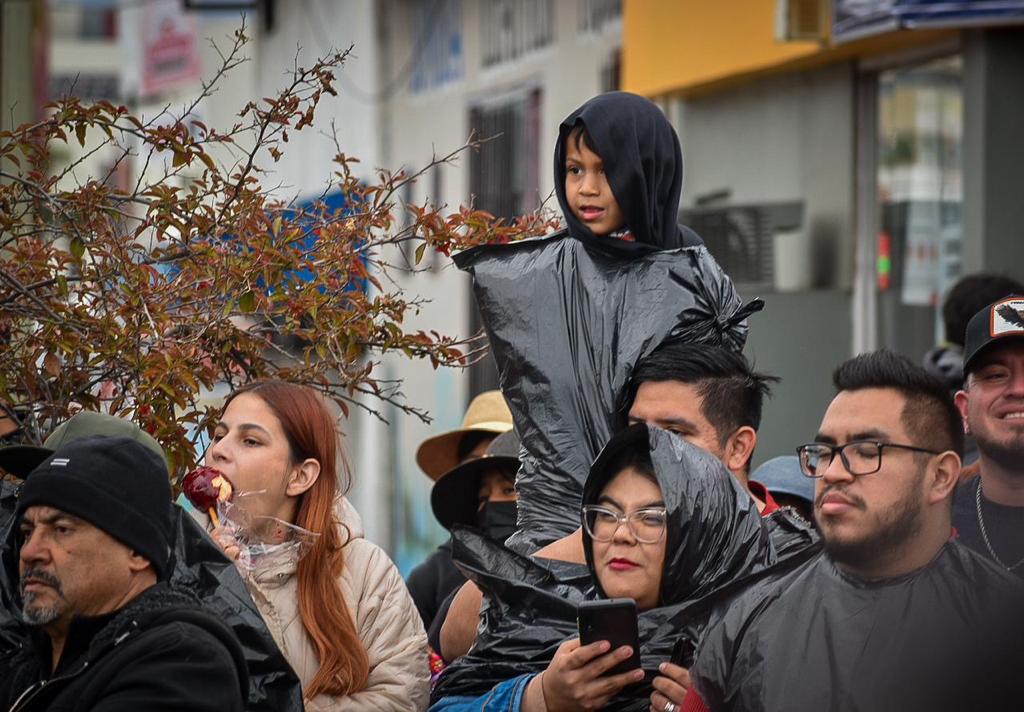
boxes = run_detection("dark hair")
[567,122,600,156]
[832,350,964,457]
[456,431,495,463]
[943,274,1024,346]
[625,341,778,445]
[600,439,657,486]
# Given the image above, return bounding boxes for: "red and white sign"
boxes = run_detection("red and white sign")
[141,0,201,98]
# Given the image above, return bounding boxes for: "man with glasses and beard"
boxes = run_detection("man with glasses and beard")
[686,350,1023,712]
[953,296,1024,577]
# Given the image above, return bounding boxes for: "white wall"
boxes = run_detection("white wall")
[670,63,857,466]
[375,0,622,568]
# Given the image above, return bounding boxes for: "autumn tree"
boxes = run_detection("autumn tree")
[0,24,555,476]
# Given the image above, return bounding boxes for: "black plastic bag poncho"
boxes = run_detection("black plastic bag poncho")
[455,238,761,552]
[431,425,818,710]
[0,490,304,712]
[457,92,762,552]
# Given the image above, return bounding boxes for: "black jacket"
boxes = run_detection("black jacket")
[406,539,467,631]
[0,486,303,711]
[1,583,248,712]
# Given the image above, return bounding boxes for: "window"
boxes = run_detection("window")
[873,55,963,354]
[480,0,555,68]
[578,0,621,35]
[467,88,543,394]
[409,0,464,94]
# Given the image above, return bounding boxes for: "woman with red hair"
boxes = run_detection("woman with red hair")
[199,381,429,711]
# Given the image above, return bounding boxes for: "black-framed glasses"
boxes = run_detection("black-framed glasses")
[581,505,668,544]
[796,440,942,478]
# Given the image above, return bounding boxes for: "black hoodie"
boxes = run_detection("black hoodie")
[554,91,703,254]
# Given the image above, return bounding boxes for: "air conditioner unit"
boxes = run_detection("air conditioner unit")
[776,0,828,42]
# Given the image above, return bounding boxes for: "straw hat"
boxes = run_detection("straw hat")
[416,390,513,480]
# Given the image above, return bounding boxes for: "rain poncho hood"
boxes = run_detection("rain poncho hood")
[0,489,303,712]
[431,425,817,710]
[454,238,762,552]
[555,91,702,252]
[581,425,777,605]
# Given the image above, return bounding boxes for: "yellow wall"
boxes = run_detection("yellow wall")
[623,0,822,97]
[623,1,959,97]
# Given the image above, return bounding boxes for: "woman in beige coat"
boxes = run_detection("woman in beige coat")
[199,380,430,711]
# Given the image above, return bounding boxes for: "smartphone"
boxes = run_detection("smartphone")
[577,598,641,677]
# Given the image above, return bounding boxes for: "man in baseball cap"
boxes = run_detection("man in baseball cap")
[953,295,1024,577]
[1,436,248,711]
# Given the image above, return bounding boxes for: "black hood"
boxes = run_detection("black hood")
[432,424,816,710]
[554,91,702,253]
[581,424,774,606]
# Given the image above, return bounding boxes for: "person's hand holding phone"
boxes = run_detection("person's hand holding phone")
[522,638,644,711]
[649,661,691,712]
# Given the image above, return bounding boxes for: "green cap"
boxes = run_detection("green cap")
[0,411,168,480]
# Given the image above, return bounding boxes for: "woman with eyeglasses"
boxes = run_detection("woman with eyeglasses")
[428,424,813,712]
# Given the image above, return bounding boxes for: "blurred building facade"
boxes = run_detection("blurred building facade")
[5,0,623,570]
[20,1,1020,565]
[623,0,1024,464]
[374,0,622,571]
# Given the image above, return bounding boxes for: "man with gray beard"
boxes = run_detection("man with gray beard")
[687,351,1023,712]
[0,436,247,712]
[953,296,1024,577]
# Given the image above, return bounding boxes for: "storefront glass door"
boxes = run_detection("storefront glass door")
[873,55,963,358]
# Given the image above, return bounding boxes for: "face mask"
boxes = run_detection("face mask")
[477,501,518,544]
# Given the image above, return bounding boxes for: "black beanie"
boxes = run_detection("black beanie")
[16,435,172,579]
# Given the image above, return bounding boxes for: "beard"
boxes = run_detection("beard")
[972,425,1024,472]
[820,484,925,572]
[20,568,65,626]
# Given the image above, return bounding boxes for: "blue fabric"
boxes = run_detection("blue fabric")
[429,674,535,712]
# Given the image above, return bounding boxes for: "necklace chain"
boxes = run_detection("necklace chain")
[975,479,1024,571]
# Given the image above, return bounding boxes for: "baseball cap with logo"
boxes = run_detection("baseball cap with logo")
[962,296,1024,377]
[0,411,168,480]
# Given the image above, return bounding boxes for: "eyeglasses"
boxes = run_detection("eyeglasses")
[796,440,942,478]
[581,505,668,544]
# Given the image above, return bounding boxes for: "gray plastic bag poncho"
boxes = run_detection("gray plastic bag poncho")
[430,424,818,710]
[692,530,1024,712]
